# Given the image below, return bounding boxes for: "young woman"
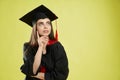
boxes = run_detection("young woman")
[20,5,69,80]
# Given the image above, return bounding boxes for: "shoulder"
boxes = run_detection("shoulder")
[23,42,29,51]
[23,42,29,47]
[49,41,66,55]
[52,41,63,47]
[23,42,36,58]
[49,41,64,49]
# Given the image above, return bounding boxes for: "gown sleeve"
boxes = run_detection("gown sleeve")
[45,42,69,80]
[20,43,38,76]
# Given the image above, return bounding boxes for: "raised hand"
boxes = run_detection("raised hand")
[37,31,49,54]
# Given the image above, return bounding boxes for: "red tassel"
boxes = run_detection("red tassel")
[55,29,58,41]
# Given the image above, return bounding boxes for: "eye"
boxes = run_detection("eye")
[46,21,51,25]
[37,22,43,26]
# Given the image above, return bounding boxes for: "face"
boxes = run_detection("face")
[36,18,51,36]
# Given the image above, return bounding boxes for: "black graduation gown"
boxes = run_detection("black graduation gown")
[20,41,69,80]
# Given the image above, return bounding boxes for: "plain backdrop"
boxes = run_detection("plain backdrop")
[0,0,120,80]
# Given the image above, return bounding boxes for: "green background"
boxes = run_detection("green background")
[0,0,120,80]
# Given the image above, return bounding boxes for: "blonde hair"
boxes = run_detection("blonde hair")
[29,23,38,46]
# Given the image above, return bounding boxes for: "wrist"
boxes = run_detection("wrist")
[38,45,43,49]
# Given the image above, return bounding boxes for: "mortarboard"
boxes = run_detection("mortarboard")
[19,4,59,41]
[19,5,58,27]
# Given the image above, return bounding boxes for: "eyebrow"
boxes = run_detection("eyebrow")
[46,20,50,23]
[37,20,50,23]
[37,22,44,24]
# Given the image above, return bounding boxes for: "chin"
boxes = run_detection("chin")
[42,34,49,36]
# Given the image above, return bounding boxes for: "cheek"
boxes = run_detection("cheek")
[49,27,51,32]
[48,27,52,34]
[37,27,43,34]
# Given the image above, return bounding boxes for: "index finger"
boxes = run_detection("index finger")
[37,31,40,39]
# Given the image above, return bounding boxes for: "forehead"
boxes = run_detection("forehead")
[37,18,50,23]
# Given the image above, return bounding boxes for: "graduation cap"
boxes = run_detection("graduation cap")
[19,5,58,41]
[19,5,58,27]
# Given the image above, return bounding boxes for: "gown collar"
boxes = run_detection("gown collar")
[47,39,58,46]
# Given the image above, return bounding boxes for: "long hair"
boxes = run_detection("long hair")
[28,21,55,46]
[24,21,56,56]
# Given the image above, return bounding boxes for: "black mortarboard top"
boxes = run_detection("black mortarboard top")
[19,5,58,27]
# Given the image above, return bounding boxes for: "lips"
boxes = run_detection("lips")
[43,30,49,33]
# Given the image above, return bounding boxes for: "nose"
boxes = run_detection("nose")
[44,25,47,29]
[44,24,48,29]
